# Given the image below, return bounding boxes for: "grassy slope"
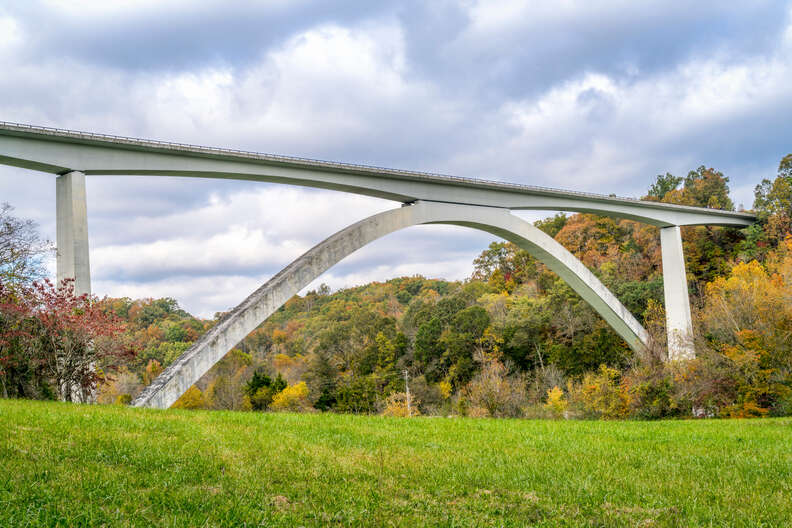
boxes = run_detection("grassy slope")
[1,400,791,527]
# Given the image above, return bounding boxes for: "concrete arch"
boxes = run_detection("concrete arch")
[131,200,649,409]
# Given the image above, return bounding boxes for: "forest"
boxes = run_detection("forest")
[2,156,791,419]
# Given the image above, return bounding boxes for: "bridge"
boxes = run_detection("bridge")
[0,121,756,409]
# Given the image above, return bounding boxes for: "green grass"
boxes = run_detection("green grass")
[1,400,791,527]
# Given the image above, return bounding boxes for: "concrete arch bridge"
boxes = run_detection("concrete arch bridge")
[0,122,755,409]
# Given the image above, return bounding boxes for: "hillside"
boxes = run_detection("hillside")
[1,399,791,526]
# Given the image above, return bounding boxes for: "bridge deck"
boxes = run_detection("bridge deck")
[0,121,756,227]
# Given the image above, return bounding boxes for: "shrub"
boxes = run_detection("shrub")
[543,386,568,418]
[381,392,420,417]
[569,365,629,419]
[244,371,287,411]
[271,382,315,412]
[172,386,206,410]
[622,367,678,420]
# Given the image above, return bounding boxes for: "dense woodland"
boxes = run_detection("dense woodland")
[2,156,792,419]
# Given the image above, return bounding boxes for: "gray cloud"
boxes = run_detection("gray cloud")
[2,1,400,71]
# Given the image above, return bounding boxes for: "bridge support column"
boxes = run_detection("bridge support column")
[660,225,694,360]
[56,171,91,296]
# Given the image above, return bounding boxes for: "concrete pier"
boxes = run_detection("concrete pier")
[56,170,91,296]
[660,225,695,360]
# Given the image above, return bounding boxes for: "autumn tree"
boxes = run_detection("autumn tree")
[244,370,287,411]
[172,386,206,410]
[661,166,734,210]
[462,351,526,417]
[753,154,792,245]
[270,381,315,412]
[645,173,682,201]
[0,279,133,401]
[205,348,252,410]
[696,249,792,416]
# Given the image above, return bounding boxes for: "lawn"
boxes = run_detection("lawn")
[1,399,790,527]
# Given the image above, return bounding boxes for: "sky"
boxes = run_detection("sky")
[1,1,791,317]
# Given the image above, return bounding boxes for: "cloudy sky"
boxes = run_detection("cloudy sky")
[1,1,791,317]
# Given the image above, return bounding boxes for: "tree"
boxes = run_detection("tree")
[414,317,443,365]
[697,253,792,416]
[753,154,792,243]
[462,351,526,417]
[270,382,315,412]
[662,166,734,210]
[645,173,682,201]
[534,213,568,237]
[303,352,338,411]
[143,359,163,385]
[0,278,134,401]
[244,370,287,411]
[472,242,515,282]
[569,365,629,419]
[205,348,253,410]
[334,375,379,414]
[0,203,51,284]
[471,241,536,292]
[543,386,568,418]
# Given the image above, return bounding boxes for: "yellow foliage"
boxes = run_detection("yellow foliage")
[726,401,770,419]
[172,386,206,410]
[273,353,294,370]
[271,328,288,344]
[571,365,629,419]
[381,392,421,417]
[437,381,452,399]
[701,254,792,416]
[703,260,790,347]
[270,382,315,412]
[114,394,132,405]
[543,386,568,418]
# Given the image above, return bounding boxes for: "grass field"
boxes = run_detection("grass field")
[1,400,790,527]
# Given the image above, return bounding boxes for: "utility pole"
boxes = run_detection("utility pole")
[403,369,411,417]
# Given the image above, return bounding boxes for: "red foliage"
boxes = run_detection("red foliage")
[0,278,136,401]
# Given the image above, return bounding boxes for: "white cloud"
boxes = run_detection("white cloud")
[89,185,393,278]
[0,16,21,53]
[479,49,792,194]
[93,222,494,318]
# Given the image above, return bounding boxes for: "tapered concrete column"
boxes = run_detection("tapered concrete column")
[660,226,694,360]
[56,171,91,296]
